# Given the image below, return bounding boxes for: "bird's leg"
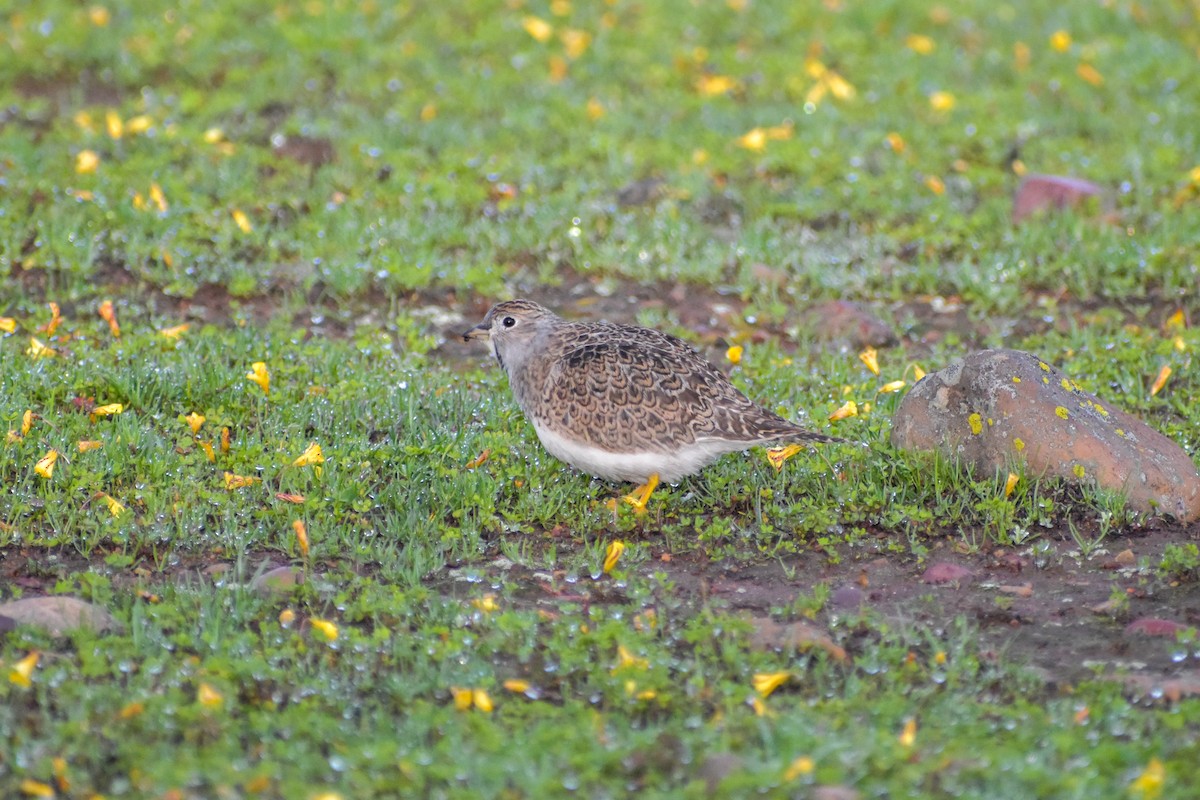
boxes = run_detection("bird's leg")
[766,444,805,471]
[622,473,660,514]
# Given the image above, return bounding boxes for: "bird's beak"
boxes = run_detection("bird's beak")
[462,322,491,343]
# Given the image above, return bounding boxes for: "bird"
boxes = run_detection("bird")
[463,299,848,511]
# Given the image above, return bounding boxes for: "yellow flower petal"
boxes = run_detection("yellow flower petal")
[105,110,124,139]
[199,441,215,462]
[203,127,225,144]
[471,594,499,613]
[1130,757,1165,799]
[752,671,790,697]
[77,440,103,452]
[603,540,626,574]
[310,617,338,641]
[292,441,324,467]
[905,34,935,54]
[828,400,858,422]
[912,364,926,381]
[1076,63,1104,86]
[76,149,100,174]
[279,608,296,625]
[160,323,190,339]
[1004,472,1019,498]
[246,362,270,395]
[465,449,491,469]
[522,15,553,42]
[880,380,906,394]
[223,472,261,490]
[0,317,15,333]
[725,345,744,365]
[858,346,879,375]
[736,127,767,151]
[232,208,253,234]
[766,443,803,472]
[27,338,57,359]
[90,403,124,422]
[88,5,111,26]
[899,717,917,746]
[185,412,206,434]
[503,679,530,693]
[9,651,39,687]
[885,132,906,153]
[783,755,815,780]
[19,779,54,798]
[1050,30,1071,52]
[696,74,739,96]
[99,492,125,517]
[197,682,223,708]
[560,28,591,60]
[293,519,309,558]
[614,644,649,671]
[98,299,120,337]
[126,114,153,134]
[275,492,305,503]
[149,182,168,213]
[1147,367,1166,398]
[925,175,946,195]
[34,450,58,479]
[21,409,33,436]
[1013,437,1025,452]
[452,687,474,710]
[586,97,605,120]
[929,91,955,111]
[472,689,494,713]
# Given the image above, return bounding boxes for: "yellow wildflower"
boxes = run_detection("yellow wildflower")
[725,345,743,365]
[185,412,205,434]
[603,540,626,574]
[752,671,790,697]
[899,717,917,746]
[1150,365,1171,396]
[197,682,223,708]
[0,317,15,333]
[160,323,190,339]
[522,15,553,42]
[293,519,309,558]
[223,472,261,490]
[22,410,33,435]
[828,400,858,421]
[880,380,906,393]
[858,346,879,375]
[98,299,120,337]
[1004,472,1019,498]
[76,149,100,174]
[783,756,815,780]
[90,403,124,422]
[929,91,955,111]
[27,338,56,359]
[310,618,339,641]
[246,362,270,395]
[232,209,253,233]
[905,34,935,54]
[292,442,324,467]
[77,440,103,452]
[35,450,58,479]
[9,651,39,687]
[1129,757,1164,799]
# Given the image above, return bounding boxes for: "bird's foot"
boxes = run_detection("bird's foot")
[766,444,805,471]
[621,473,660,515]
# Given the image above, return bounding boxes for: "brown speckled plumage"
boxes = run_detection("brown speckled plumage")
[464,299,845,484]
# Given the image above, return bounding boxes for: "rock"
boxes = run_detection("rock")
[1125,618,1192,637]
[799,300,898,349]
[0,596,122,636]
[830,584,865,610]
[891,349,1200,521]
[1013,174,1104,222]
[747,616,847,661]
[251,565,305,597]
[921,562,974,584]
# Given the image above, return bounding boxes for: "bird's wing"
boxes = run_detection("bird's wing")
[541,325,780,453]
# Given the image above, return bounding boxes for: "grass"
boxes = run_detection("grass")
[3,0,1200,797]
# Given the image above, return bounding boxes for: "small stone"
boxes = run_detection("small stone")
[1125,618,1191,637]
[830,584,865,610]
[748,616,847,661]
[1013,174,1104,223]
[0,596,122,636]
[891,349,1200,520]
[997,583,1034,598]
[1114,549,1136,566]
[799,300,898,348]
[921,562,974,584]
[251,565,306,597]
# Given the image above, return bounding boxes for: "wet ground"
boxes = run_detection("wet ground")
[8,269,1200,698]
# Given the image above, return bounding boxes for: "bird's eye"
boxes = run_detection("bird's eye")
[502,316,517,328]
